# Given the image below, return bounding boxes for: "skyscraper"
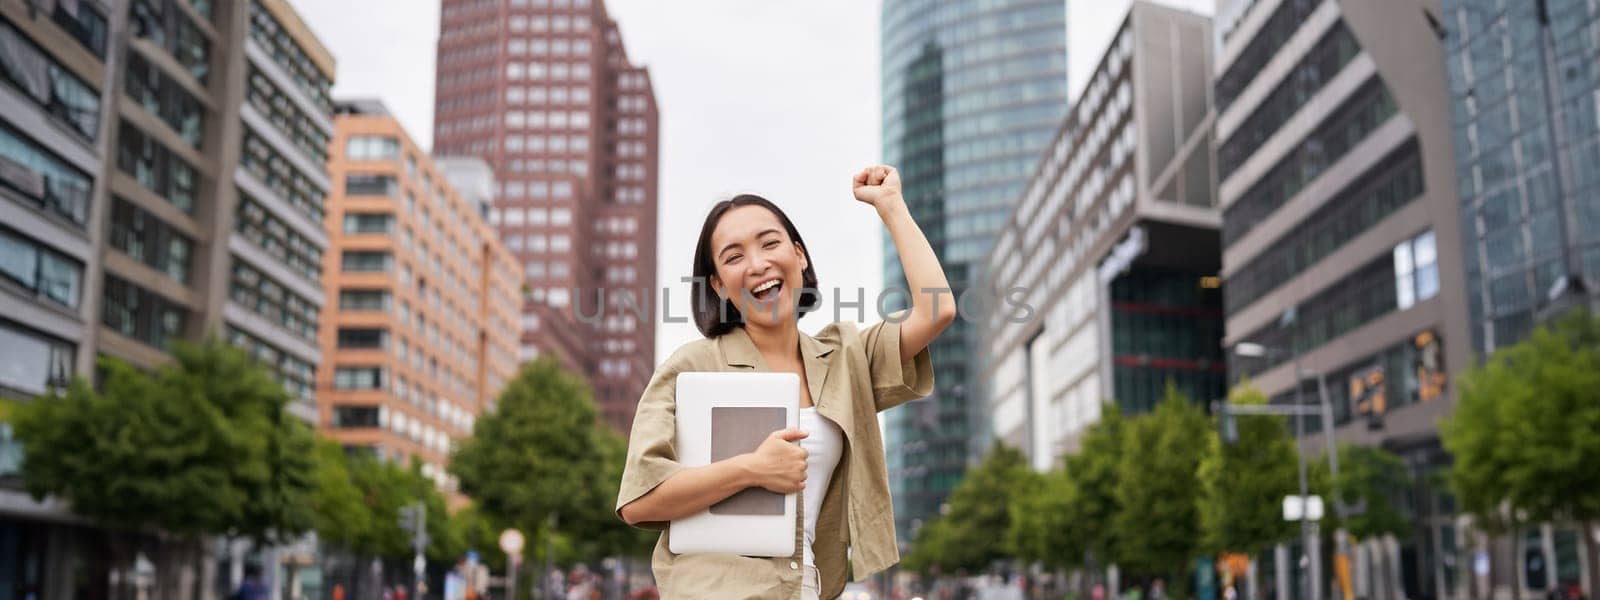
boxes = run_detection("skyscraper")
[1441,0,1600,354]
[1215,0,1471,596]
[320,99,522,491]
[878,0,1068,545]
[432,0,658,433]
[980,1,1218,470]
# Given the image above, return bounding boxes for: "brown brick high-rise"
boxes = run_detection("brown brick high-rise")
[432,0,658,433]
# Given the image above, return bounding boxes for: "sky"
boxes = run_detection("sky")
[286,0,1214,363]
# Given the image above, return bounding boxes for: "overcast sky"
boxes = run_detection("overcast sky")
[287,0,1213,362]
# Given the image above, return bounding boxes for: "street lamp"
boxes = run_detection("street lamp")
[1230,340,1350,600]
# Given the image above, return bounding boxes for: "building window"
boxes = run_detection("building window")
[248,0,332,113]
[346,135,400,161]
[1394,230,1439,310]
[0,319,74,395]
[227,326,315,399]
[333,366,386,390]
[117,121,197,213]
[235,192,322,283]
[109,198,193,283]
[125,51,203,148]
[332,405,381,428]
[339,289,390,310]
[45,1,109,57]
[1215,0,1326,113]
[0,226,82,309]
[0,121,93,225]
[230,259,319,342]
[246,68,328,163]
[341,251,392,272]
[344,173,398,197]
[337,328,388,349]
[240,128,325,221]
[130,0,210,83]
[0,19,102,141]
[342,212,394,233]
[102,275,186,349]
[1218,23,1360,180]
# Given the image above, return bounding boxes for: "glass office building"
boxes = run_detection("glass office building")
[879,0,1068,545]
[1442,0,1600,353]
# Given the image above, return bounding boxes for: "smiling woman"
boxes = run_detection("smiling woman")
[617,165,957,600]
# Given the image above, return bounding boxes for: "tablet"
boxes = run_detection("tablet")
[669,371,799,557]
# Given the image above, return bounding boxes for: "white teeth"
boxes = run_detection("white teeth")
[753,279,781,293]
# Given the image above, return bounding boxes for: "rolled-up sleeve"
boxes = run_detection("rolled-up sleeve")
[861,314,935,412]
[616,354,688,530]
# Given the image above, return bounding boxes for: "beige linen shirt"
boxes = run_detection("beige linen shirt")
[616,318,935,599]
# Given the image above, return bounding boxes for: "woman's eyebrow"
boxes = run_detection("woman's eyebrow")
[718,229,782,258]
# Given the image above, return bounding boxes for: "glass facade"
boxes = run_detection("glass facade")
[879,0,1067,543]
[1442,0,1600,352]
[1110,266,1226,414]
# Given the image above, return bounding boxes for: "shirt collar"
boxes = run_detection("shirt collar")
[716,326,835,369]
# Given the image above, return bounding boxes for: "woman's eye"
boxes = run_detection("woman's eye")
[763,240,780,249]
[724,255,742,265]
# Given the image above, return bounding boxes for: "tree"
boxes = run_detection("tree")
[1112,385,1213,588]
[1007,407,1125,576]
[902,442,1032,574]
[1443,309,1600,590]
[1197,382,1299,554]
[1313,444,1411,540]
[449,357,648,564]
[12,339,319,599]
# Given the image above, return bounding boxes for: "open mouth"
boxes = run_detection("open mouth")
[750,278,783,305]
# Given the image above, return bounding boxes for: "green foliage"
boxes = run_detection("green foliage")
[1007,463,1074,568]
[1312,444,1411,539]
[1443,309,1600,531]
[12,340,317,544]
[449,357,649,564]
[1005,407,1124,571]
[902,442,1032,574]
[1112,385,1213,581]
[1197,382,1298,554]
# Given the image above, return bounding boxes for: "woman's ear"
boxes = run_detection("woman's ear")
[708,274,725,300]
[794,242,809,270]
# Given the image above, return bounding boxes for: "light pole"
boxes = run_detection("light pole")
[1234,341,1348,600]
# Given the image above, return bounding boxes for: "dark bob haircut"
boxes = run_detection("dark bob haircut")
[691,194,821,338]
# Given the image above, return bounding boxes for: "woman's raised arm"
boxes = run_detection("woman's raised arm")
[852,165,956,361]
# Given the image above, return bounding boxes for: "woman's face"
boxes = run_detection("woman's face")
[707,205,809,329]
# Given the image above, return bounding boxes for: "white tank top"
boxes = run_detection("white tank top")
[798,407,844,568]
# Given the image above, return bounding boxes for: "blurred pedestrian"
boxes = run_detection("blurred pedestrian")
[1150,578,1165,600]
[231,565,269,600]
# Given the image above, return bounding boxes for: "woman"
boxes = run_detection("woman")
[616,165,956,599]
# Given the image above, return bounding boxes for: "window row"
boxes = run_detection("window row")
[491,205,572,225]
[130,0,210,83]
[521,260,571,280]
[1222,79,1397,247]
[506,157,588,176]
[230,258,319,342]
[227,326,315,399]
[504,134,589,153]
[1215,0,1327,113]
[504,85,592,105]
[126,51,204,148]
[504,61,592,82]
[0,225,82,309]
[248,0,332,114]
[109,197,193,283]
[102,275,186,349]
[505,37,592,56]
[241,128,326,221]
[0,18,101,141]
[0,119,93,226]
[505,12,591,32]
[247,67,329,163]
[47,0,109,57]
[117,121,197,213]
[1223,142,1424,315]
[339,288,390,310]
[1218,22,1359,180]
[345,135,399,161]
[235,192,322,283]
[342,250,393,272]
[501,234,572,253]
[505,110,591,130]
